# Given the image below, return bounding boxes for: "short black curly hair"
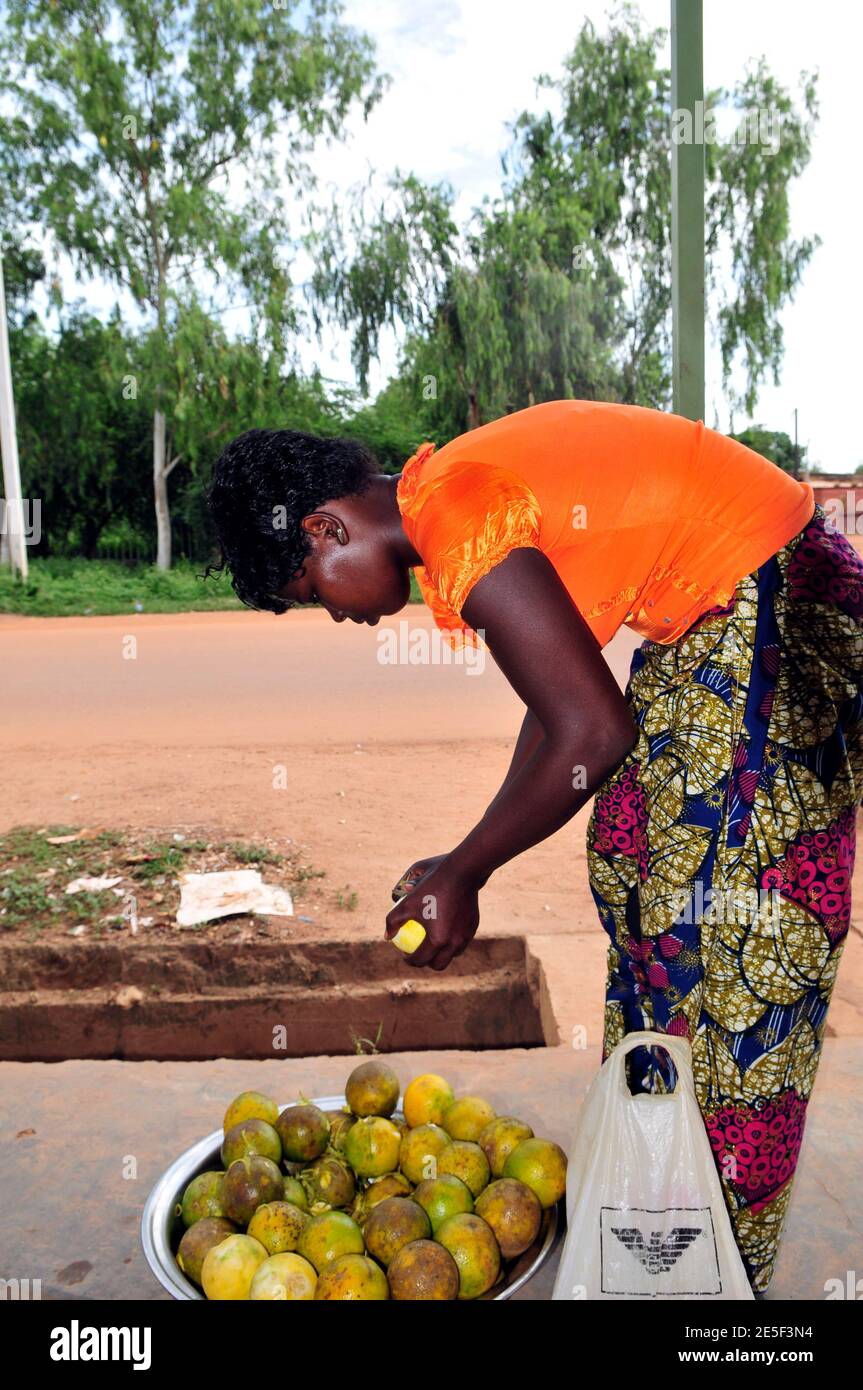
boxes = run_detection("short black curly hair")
[206,429,380,613]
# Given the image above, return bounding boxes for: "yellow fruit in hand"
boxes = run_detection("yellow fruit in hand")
[391,919,426,954]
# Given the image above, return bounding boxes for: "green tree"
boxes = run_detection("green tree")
[1,0,383,566]
[11,310,151,555]
[729,426,806,476]
[313,5,819,437]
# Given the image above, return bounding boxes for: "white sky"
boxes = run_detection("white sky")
[43,0,863,471]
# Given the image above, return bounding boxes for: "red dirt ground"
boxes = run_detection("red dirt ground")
[1,606,860,1043]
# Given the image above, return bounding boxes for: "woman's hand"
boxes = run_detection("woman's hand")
[385,856,482,971]
[391,855,448,902]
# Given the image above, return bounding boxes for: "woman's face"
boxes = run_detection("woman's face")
[277,511,411,624]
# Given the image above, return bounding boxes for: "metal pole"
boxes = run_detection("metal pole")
[0,254,28,577]
[671,0,705,422]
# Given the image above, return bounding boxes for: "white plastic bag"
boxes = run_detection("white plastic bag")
[552,1030,753,1300]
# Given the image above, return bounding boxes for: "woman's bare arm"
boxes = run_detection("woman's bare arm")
[385,546,637,970]
[448,546,636,886]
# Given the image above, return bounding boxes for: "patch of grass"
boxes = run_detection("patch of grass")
[0,824,320,939]
[229,842,284,866]
[0,557,428,617]
[335,885,359,911]
[66,890,118,924]
[0,826,75,866]
[0,558,243,617]
[1,873,58,926]
[294,863,326,882]
[129,843,187,880]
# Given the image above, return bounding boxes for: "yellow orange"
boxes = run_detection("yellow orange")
[403,1073,455,1128]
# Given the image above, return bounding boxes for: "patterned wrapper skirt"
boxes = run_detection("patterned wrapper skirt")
[587,505,863,1293]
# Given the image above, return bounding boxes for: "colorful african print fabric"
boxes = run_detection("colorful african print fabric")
[587,506,863,1292]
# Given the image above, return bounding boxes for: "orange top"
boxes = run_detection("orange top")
[395,400,815,649]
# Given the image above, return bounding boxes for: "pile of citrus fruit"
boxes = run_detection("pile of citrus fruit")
[174,1060,567,1300]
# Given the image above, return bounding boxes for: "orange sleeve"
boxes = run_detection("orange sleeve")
[411,461,542,631]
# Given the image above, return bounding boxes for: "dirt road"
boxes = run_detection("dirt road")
[1,605,860,1039]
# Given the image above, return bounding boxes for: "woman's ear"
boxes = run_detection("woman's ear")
[302,512,348,545]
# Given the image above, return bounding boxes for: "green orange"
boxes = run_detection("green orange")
[398,1123,451,1184]
[442,1095,496,1141]
[249,1252,317,1300]
[314,1253,389,1300]
[222,1090,279,1134]
[179,1171,227,1227]
[220,1118,281,1168]
[474,1178,542,1258]
[478,1116,534,1177]
[503,1138,567,1208]
[437,1140,490,1197]
[276,1104,330,1162]
[411,1174,474,1233]
[345,1060,400,1117]
[177,1217,237,1286]
[297,1210,364,1273]
[362,1196,430,1267]
[387,1239,460,1300]
[343,1116,402,1178]
[435,1213,501,1300]
[247,1201,309,1255]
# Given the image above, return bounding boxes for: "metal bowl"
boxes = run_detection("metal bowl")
[141,1094,563,1300]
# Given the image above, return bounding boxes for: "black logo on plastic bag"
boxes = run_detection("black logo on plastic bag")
[600,1206,721,1296]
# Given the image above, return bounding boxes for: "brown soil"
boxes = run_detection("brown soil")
[1,607,861,1044]
[0,825,329,943]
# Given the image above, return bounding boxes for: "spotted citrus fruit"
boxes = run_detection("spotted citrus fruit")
[314,1253,389,1300]
[435,1213,501,1300]
[388,1239,460,1300]
[442,1095,496,1141]
[222,1090,279,1134]
[478,1116,534,1177]
[474,1178,542,1258]
[343,1116,402,1178]
[403,1074,455,1128]
[201,1233,267,1300]
[503,1138,567,1208]
[437,1140,490,1197]
[249,1252,317,1300]
[345,1059,400,1117]
[398,1122,451,1184]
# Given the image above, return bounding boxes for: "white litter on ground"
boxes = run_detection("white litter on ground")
[65,875,124,894]
[176,869,294,928]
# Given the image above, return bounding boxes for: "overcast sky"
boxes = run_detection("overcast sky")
[300,0,862,470]
[42,1,863,471]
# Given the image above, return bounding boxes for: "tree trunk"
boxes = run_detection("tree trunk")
[153,406,171,571]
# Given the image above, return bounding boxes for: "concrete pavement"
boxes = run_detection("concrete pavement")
[1,1041,859,1301]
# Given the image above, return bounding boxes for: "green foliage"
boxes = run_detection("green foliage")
[729,426,807,475]
[0,553,425,615]
[0,3,823,579]
[312,5,819,435]
[11,310,151,556]
[0,0,385,561]
[0,556,242,615]
[228,842,283,865]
